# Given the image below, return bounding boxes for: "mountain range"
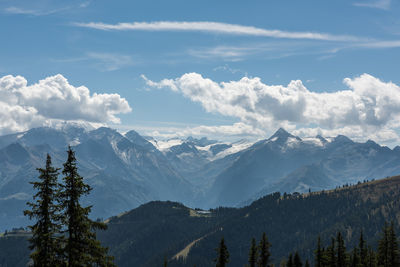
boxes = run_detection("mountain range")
[1,124,400,229]
[2,175,400,266]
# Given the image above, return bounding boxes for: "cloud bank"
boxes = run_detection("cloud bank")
[74,21,362,42]
[143,73,400,143]
[0,74,131,135]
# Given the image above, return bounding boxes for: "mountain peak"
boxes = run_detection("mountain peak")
[88,127,122,141]
[274,127,289,136]
[125,130,157,150]
[268,128,301,142]
[185,136,217,147]
[316,135,328,144]
[332,135,353,144]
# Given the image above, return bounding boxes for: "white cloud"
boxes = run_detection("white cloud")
[187,45,252,61]
[213,65,247,76]
[4,6,66,16]
[53,52,134,71]
[356,40,400,48]
[186,42,342,61]
[354,0,391,10]
[87,52,134,71]
[0,74,131,135]
[4,1,91,16]
[73,21,362,42]
[143,73,400,143]
[144,122,265,141]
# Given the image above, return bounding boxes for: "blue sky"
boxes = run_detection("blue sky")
[1,0,400,145]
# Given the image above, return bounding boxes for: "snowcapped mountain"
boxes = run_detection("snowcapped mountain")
[148,136,253,189]
[0,126,194,229]
[1,125,400,229]
[208,128,400,207]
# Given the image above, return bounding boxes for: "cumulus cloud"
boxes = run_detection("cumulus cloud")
[0,74,131,135]
[143,73,400,143]
[74,21,362,42]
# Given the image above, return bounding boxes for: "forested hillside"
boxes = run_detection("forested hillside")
[1,175,400,266]
[100,175,400,266]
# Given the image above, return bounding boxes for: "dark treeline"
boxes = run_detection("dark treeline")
[24,147,115,266]
[206,223,399,267]
[2,154,400,266]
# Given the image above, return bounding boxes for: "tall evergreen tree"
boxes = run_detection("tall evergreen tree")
[378,223,390,267]
[59,147,115,266]
[388,222,399,267]
[287,254,293,267]
[304,259,310,267]
[293,251,302,267]
[24,154,62,267]
[214,237,229,267]
[367,246,376,267]
[258,232,271,267]
[336,232,347,267]
[326,237,336,267]
[248,237,258,267]
[315,236,323,267]
[359,231,368,267]
[351,247,360,267]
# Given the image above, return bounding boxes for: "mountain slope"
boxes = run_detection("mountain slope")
[0,126,194,230]
[101,175,400,267]
[2,125,400,229]
[2,175,400,267]
[208,128,400,207]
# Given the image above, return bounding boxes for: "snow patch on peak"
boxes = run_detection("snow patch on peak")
[302,137,325,147]
[150,139,184,151]
[16,133,25,139]
[269,137,278,142]
[110,139,130,164]
[286,136,301,147]
[212,140,254,160]
[69,138,81,146]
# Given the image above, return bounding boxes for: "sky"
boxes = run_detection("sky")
[1,0,400,146]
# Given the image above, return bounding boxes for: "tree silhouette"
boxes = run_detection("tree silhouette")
[24,154,62,266]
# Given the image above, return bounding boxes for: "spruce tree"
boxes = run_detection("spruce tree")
[287,254,293,267]
[351,247,360,267]
[388,222,399,267]
[214,237,229,267]
[294,251,302,267]
[258,232,271,267]
[378,223,390,267]
[336,232,347,267]
[304,259,310,267]
[315,236,323,267]
[248,237,258,267]
[24,154,62,267]
[59,146,115,266]
[326,237,336,267]
[367,246,376,267]
[359,231,367,267]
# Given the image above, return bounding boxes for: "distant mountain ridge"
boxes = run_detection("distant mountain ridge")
[208,128,400,207]
[1,125,400,229]
[2,175,400,267]
[97,175,400,267]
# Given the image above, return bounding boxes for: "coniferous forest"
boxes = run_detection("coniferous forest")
[1,152,400,266]
[3,0,400,266]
